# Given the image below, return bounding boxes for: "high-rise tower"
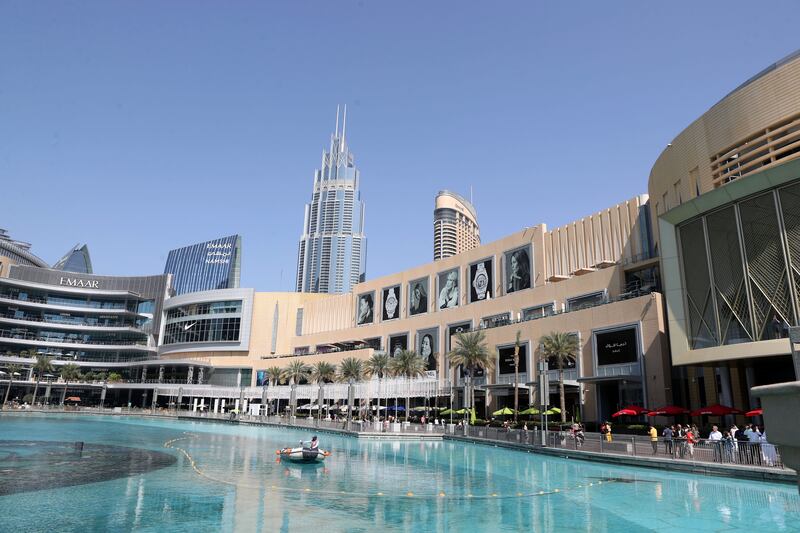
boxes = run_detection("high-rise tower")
[433,190,480,260]
[296,106,367,294]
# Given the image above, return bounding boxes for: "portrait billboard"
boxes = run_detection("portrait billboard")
[417,327,439,372]
[505,245,532,294]
[382,285,401,321]
[437,268,460,309]
[356,291,375,326]
[389,333,408,358]
[498,343,527,375]
[408,277,429,316]
[469,258,494,303]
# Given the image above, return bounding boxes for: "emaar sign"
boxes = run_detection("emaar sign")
[59,277,100,289]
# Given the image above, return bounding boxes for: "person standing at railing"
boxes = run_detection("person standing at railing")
[648,424,659,454]
[685,427,696,458]
[708,425,723,462]
[735,425,750,463]
[721,431,735,463]
[662,425,674,455]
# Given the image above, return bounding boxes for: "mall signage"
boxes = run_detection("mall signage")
[595,327,638,366]
[59,277,100,289]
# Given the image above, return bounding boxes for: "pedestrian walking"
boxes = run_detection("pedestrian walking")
[649,424,659,454]
[662,425,674,455]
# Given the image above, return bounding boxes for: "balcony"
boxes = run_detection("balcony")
[0,328,150,351]
[0,313,143,332]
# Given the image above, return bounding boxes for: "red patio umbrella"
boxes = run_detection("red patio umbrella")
[621,405,649,414]
[647,405,689,416]
[745,408,763,417]
[612,409,640,418]
[689,404,742,416]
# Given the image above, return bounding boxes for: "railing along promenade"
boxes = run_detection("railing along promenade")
[5,405,791,477]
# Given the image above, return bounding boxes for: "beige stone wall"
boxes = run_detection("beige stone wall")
[648,52,800,239]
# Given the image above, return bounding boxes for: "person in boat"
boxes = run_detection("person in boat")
[301,436,319,451]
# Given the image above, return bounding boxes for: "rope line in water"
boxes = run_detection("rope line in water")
[163,433,617,500]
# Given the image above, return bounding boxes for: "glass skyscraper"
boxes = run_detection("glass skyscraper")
[164,235,241,295]
[295,106,367,294]
[53,244,93,274]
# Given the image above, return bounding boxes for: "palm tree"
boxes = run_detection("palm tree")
[366,352,390,418]
[337,357,365,382]
[513,330,522,424]
[311,361,337,420]
[2,364,22,408]
[389,350,427,422]
[283,361,310,385]
[337,357,365,420]
[30,354,54,406]
[539,331,579,423]
[59,363,82,406]
[107,372,123,383]
[448,330,493,425]
[311,361,336,384]
[265,366,285,386]
[282,361,310,417]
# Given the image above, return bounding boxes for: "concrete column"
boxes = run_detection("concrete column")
[243,399,248,413]
[213,398,219,413]
[234,399,240,411]
[221,399,226,411]
[199,398,206,412]
[193,398,198,412]
[197,367,204,384]
[745,366,757,408]
[142,390,148,407]
[127,389,132,407]
[718,365,734,406]
[158,366,165,383]
[236,369,242,387]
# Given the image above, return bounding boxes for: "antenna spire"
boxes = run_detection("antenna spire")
[335,105,340,136]
[341,104,347,152]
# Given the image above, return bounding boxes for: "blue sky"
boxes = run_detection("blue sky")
[1,1,797,291]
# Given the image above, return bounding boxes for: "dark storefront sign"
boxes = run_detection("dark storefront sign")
[498,344,527,375]
[596,327,638,366]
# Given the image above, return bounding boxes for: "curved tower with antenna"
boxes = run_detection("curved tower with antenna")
[295,106,367,293]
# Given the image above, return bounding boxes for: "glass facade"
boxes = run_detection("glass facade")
[164,235,241,296]
[163,317,241,345]
[678,180,800,348]
[0,268,169,363]
[52,244,92,274]
[162,299,244,345]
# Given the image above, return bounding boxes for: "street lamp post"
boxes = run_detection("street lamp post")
[538,360,549,446]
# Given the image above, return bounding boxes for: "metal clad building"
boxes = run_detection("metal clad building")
[164,235,242,296]
[295,106,367,294]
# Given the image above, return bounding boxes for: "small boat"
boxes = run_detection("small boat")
[276,447,331,463]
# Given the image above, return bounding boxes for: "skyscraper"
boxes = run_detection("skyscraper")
[53,244,93,274]
[164,235,242,295]
[296,106,367,294]
[433,190,480,260]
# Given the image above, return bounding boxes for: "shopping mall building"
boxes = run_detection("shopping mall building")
[1,50,798,423]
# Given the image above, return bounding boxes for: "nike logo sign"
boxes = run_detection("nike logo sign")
[183,322,196,331]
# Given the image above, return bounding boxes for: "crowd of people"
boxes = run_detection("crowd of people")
[652,423,778,466]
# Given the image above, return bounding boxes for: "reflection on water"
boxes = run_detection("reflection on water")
[0,414,797,532]
[0,440,176,495]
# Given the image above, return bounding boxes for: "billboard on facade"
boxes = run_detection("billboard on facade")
[389,334,408,357]
[596,327,638,366]
[505,245,531,294]
[356,291,375,325]
[382,285,400,321]
[408,277,429,316]
[437,268,460,309]
[469,258,494,303]
[417,327,439,372]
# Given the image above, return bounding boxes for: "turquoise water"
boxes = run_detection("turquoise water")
[0,414,798,532]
